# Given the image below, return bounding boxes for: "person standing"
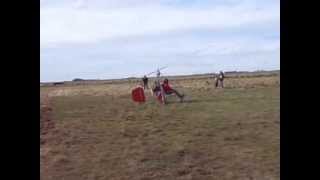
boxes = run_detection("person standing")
[215,71,225,88]
[142,75,149,90]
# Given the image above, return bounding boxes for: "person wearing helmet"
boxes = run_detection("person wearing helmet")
[152,78,184,103]
[161,78,184,102]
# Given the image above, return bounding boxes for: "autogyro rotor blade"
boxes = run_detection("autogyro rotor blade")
[146,66,168,76]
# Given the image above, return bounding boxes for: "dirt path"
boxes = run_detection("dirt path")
[41,93,59,180]
[40,94,54,145]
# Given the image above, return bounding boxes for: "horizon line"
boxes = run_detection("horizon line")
[40,69,280,83]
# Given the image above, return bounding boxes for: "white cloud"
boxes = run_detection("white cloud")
[40,0,279,81]
[41,2,279,47]
[193,38,279,56]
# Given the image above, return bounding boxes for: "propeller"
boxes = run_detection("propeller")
[145,66,168,76]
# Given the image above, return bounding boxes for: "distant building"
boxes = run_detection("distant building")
[72,78,84,82]
[53,82,64,86]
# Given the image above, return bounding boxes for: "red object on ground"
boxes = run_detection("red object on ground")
[132,87,146,103]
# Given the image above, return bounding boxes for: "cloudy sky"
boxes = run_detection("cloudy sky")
[40,0,279,82]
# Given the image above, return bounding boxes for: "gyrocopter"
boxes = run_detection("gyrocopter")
[131,66,185,105]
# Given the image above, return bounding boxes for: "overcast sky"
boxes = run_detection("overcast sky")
[40,0,279,82]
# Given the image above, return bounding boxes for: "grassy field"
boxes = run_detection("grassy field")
[40,75,280,180]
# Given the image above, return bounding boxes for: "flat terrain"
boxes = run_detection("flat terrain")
[40,74,280,180]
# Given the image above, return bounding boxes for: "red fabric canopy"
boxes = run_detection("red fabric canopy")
[132,87,146,103]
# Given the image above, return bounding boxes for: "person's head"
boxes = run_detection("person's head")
[164,78,169,84]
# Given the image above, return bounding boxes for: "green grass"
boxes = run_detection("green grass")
[41,78,279,180]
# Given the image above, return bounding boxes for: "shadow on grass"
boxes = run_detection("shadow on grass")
[167,98,216,104]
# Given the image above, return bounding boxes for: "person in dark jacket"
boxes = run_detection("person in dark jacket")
[142,75,149,90]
